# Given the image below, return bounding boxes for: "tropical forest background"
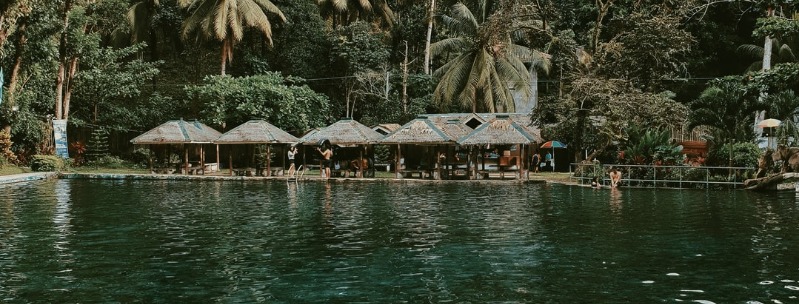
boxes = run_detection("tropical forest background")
[1,0,799,169]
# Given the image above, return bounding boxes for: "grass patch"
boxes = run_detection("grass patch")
[0,165,31,176]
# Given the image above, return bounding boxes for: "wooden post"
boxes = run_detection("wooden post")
[304,145,308,176]
[396,144,402,178]
[517,144,523,180]
[167,145,172,172]
[267,144,272,177]
[200,145,205,175]
[229,146,234,176]
[436,145,442,180]
[216,144,220,172]
[360,147,364,178]
[148,144,153,173]
[184,145,189,175]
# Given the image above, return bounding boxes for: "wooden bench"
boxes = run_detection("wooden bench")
[151,167,175,174]
[401,169,431,178]
[233,168,255,176]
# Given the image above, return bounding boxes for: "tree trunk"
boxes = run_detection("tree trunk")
[62,57,78,120]
[220,42,227,76]
[6,16,26,106]
[754,6,774,142]
[402,41,409,114]
[0,15,6,48]
[591,0,613,55]
[423,0,435,75]
[55,63,65,119]
[55,0,73,120]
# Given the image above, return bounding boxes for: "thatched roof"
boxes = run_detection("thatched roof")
[131,120,221,144]
[214,120,298,144]
[380,119,456,145]
[457,116,539,145]
[373,123,401,135]
[299,118,383,146]
[434,118,474,140]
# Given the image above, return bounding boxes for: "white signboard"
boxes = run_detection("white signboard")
[53,119,69,158]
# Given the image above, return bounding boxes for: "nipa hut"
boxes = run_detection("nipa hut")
[380,117,469,179]
[214,120,299,176]
[298,118,383,177]
[457,115,539,179]
[130,119,222,174]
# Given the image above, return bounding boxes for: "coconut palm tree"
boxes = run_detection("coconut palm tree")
[128,0,159,44]
[180,0,286,75]
[429,3,548,113]
[316,0,394,29]
[738,38,797,72]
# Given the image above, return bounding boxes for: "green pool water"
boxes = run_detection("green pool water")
[1,179,799,303]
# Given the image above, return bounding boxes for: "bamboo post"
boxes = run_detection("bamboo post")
[229,146,234,176]
[200,145,205,175]
[359,147,364,178]
[148,144,153,173]
[518,144,524,180]
[267,144,272,177]
[183,145,189,175]
[396,144,402,179]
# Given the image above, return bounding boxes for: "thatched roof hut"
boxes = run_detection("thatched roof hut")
[131,119,221,144]
[214,120,298,144]
[213,120,298,176]
[130,119,221,175]
[299,118,383,146]
[458,116,538,145]
[380,118,456,145]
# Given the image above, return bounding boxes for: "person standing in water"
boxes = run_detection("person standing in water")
[287,145,298,177]
[317,145,333,179]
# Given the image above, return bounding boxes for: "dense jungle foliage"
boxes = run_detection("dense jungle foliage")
[2,0,799,167]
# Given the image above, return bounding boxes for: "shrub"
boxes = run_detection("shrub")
[0,129,17,166]
[85,155,131,169]
[707,142,760,168]
[30,155,66,172]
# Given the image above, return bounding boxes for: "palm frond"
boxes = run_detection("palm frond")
[490,69,512,112]
[213,1,229,40]
[240,0,271,43]
[737,44,764,59]
[779,44,796,62]
[331,0,348,12]
[429,37,472,57]
[254,0,287,21]
[357,0,372,12]
[448,3,478,37]
[127,2,148,43]
[433,53,474,109]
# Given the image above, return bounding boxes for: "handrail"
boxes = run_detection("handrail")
[570,163,756,189]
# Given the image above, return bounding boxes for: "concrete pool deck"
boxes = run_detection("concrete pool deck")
[0,172,58,185]
[0,171,562,185]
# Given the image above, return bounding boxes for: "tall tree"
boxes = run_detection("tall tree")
[430,2,548,113]
[180,0,287,76]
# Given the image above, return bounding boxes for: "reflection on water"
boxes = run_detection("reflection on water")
[1,180,799,302]
[609,187,622,214]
